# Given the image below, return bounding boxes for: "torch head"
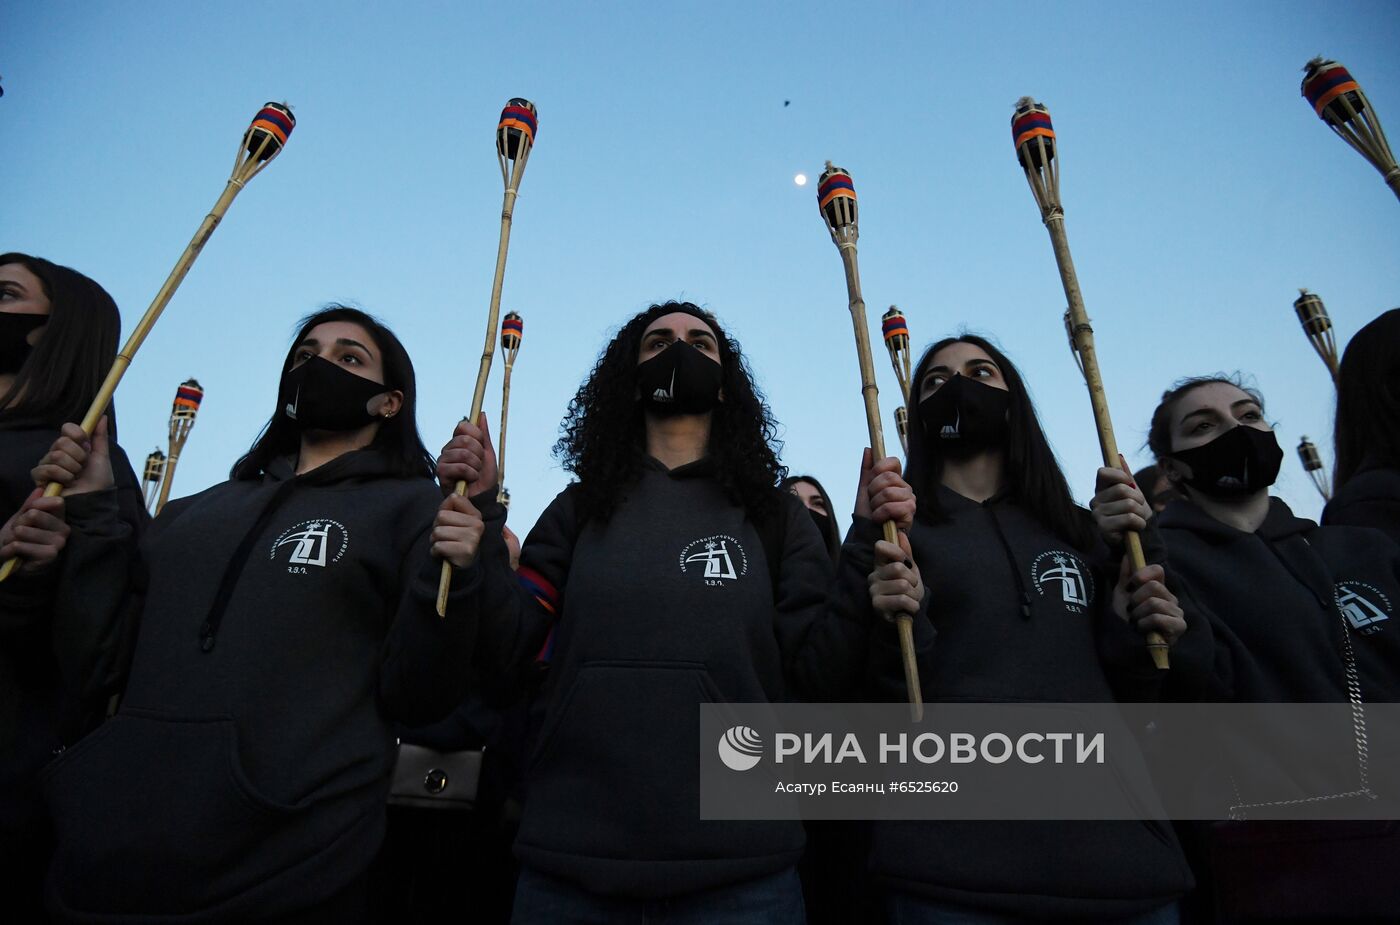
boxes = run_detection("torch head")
[817,161,857,233]
[144,448,167,480]
[502,311,524,351]
[882,306,910,354]
[171,378,205,421]
[1012,97,1056,170]
[1302,57,1366,125]
[1293,290,1332,336]
[497,98,538,159]
[1297,435,1323,472]
[245,103,295,162]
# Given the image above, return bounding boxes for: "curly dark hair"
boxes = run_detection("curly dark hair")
[554,301,786,522]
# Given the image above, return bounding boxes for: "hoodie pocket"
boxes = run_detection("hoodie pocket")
[520,659,775,862]
[42,711,301,916]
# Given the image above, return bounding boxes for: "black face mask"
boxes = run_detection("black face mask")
[278,356,388,432]
[807,508,831,543]
[1168,424,1283,498]
[917,374,1010,456]
[0,313,48,375]
[636,339,723,416]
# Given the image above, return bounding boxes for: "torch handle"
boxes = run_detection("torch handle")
[154,434,189,517]
[439,151,531,616]
[468,183,520,423]
[0,179,246,584]
[1388,169,1400,203]
[1046,217,1168,669]
[838,247,924,721]
[498,361,515,500]
[839,249,891,462]
[154,454,180,516]
[1313,342,1341,387]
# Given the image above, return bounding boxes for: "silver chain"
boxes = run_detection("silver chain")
[1227,607,1375,820]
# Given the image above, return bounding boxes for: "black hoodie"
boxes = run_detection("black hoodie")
[866,486,1194,919]
[1156,497,1400,706]
[0,426,145,887]
[462,456,883,900]
[41,449,478,922]
[1324,458,1400,548]
[1156,498,1400,916]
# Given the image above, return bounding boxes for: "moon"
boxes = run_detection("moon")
[794,173,807,186]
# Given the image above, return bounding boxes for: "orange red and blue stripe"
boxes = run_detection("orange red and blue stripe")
[1303,62,1361,117]
[518,565,559,616]
[817,170,856,212]
[172,383,203,414]
[1012,109,1054,150]
[502,315,524,340]
[498,103,537,144]
[250,103,295,146]
[882,314,909,343]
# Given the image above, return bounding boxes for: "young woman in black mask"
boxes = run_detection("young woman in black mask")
[782,474,842,564]
[0,253,145,921]
[1325,308,1400,544]
[29,305,483,922]
[1147,375,1400,921]
[870,334,1194,924]
[434,301,921,924]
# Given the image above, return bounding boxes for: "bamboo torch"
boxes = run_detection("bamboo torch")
[1302,57,1400,203]
[141,448,166,512]
[153,379,204,515]
[1294,289,1340,385]
[1012,97,1169,669]
[1297,436,1331,501]
[817,162,924,720]
[496,312,524,504]
[0,102,293,582]
[437,98,538,615]
[882,306,913,453]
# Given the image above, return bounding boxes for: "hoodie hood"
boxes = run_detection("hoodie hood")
[1156,496,1311,545]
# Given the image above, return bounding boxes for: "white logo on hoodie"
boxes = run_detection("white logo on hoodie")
[679,535,748,586]
[271,519,349,573]
[1335,581,1391,634]
[1030,551,1094,612]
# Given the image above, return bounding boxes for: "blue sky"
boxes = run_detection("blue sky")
[3,1,1398,534]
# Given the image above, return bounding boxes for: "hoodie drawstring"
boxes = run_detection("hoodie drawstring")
[199,477,301,652]
[985,503,1034,619]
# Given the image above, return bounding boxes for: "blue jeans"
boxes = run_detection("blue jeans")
[887,894,1180,925]
[511,866,806,925]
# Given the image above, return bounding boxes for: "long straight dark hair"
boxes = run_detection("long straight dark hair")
[904,334,1096,550]
[1334,308,1400,491]
[231,305,435,480]
[0,253,122,437]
